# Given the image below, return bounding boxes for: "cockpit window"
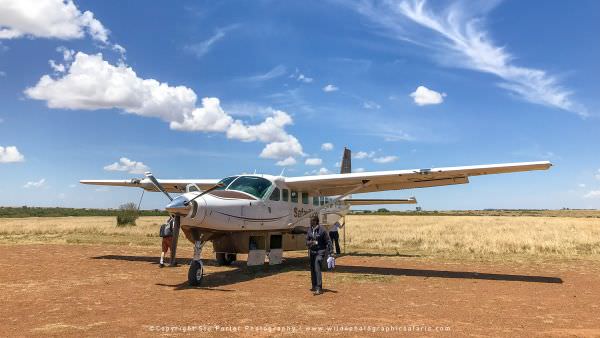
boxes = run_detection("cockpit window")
[226,176,272,199]
[214,176,239,190]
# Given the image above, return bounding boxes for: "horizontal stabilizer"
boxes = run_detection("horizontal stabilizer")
[343,197,417,205]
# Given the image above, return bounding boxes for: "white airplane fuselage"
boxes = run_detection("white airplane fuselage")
[174,174,348,233]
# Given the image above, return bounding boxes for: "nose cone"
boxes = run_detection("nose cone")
[165,195,191,215]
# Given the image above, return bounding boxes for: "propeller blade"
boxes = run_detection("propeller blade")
[145,172,173,201]
[169,215,181,267]
[185,182,224,205]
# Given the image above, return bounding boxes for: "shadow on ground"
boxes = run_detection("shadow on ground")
[92,254,563,289]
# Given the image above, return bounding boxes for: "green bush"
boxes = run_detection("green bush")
[116,202,139,227]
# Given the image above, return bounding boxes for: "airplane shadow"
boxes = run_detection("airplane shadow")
[91,254,563,289]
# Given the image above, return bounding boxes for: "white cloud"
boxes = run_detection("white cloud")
[321,142,334,151]
[305,158,323,166]
[26,52,304,161]
[583,190,600,199]
[241,65,286,82]
[354,167,366,173]
[259,136,304,159]
[373,155,398,164]
[104,157,149,174]
[275,157,296,166]
[353,151,375,159]
[410,85,446,106]
[323,84,338,92]
[184,25,238,58]
[353,0,587,117]
[0,145,24,163]
[307,167,330,175]
[363,101,381,109]
[290,69,313,83]
[0,0,109,43]
[49,59,65,73]
[24,178,45,189]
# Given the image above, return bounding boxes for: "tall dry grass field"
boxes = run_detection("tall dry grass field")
[1,215,600,259]
[344,215,600,259]
[0,216,166,246]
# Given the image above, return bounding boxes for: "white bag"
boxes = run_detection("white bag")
[327,256,335,269]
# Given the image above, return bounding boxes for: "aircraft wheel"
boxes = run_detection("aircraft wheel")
[188,260,203,286]
[216,253,236,266]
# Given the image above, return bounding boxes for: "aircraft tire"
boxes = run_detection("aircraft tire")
[188,260,203,286]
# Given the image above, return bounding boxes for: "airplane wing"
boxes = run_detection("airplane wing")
[285,161,551,196]
[80,178,220,193]
[343,198,417,205]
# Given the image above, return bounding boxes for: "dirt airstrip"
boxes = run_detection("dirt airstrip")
[1,244,600,337]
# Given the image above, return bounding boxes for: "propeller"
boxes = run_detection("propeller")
[144,171,223,267]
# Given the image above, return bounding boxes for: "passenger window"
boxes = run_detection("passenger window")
[282,189,289,202]
[312,196,319,206]
[302,192,309,204]
[291,191,298,203]
[269,187,280,201]
[320,196,324,206]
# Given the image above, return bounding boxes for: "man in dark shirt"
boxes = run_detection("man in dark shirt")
[306,214,333,295]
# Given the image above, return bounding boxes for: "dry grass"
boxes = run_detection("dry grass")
[344,215,600,259]
[0,216,167,246]
[1,215,600,259]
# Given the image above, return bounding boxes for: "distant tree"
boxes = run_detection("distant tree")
[116,202,139,226]
[377,208,390,213]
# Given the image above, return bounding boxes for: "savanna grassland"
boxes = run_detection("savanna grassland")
[1,213,599,260]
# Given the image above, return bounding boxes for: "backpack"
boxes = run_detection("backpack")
[159,223,173,237]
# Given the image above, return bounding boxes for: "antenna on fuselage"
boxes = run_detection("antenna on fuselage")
[279,167,286,177]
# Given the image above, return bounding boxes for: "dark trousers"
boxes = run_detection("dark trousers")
[309,251,324,289]
[329,231,341,254]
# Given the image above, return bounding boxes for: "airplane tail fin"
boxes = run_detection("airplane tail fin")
[340,147,351,174]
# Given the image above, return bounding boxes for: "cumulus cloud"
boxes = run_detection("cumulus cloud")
[321,142,334,151]
[353,151,375,159]
[373,155,398,164]
[410,85,446,106]
[104,157,149,174]
[275,157,296,166]
[0,0,109,43]
[25,51,304,161]
[352,0,587,117]
[0,145,24,163]
[323,84,338,92]
[306,167,330,175]
[305,158,323,166]
[24,178,45,189]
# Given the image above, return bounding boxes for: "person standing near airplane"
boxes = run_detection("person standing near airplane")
[306,215,333,295]
[328,220,344,255]
[159,217,174,267]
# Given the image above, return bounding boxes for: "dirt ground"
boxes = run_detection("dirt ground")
[1,244,599,337]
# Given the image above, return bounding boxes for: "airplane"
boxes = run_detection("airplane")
[81,148,551,286]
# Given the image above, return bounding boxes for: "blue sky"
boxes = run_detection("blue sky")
[1,0,599,210]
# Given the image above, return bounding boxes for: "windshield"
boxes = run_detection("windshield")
[226,176,272,199]
[214,176,238,190]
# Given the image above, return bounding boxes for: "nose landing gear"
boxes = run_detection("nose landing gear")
[188,238,204,286]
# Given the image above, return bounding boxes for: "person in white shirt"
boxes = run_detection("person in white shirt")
[328,220,344,255]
